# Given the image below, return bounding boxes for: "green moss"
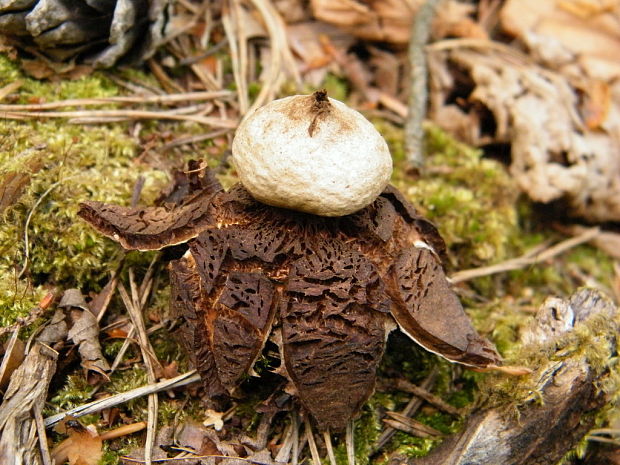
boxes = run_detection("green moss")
[384,123,521,270]
[46,373,94,414]
[479,296,620,418]
[0,55,170,327]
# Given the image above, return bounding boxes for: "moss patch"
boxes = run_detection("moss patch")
[0,55,169,326]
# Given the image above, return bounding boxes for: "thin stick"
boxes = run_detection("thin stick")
[223,0,249,114]
[159,128,231,150]
[119,278,159,465]
[99,421,147,441]
[323,430,337,465]
[346,420,355,465]
[121,454,276,464]
[586,436,620,445]
[247,0,284,114]
[139,254,160,309]
[0,80,23,101]
[405,0,441,170]
[34,407,52,465]
[1,110,237,128]
[0,91,233,111]
[44,370,200,428]
[589,428,620,436]
[391,378,461,416]
[291,411,300,465]
[274,422,294,463]
[305,422,321,465]
[375,367,438,450]
[450,227,600,284]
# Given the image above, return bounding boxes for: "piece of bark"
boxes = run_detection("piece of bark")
[0,342,58,465]
[0,330,25,391]
[400,288,618,465]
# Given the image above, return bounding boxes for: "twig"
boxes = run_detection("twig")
[120,454,276,464]
[1,109,238,128]
[586,436,620,445]
[34,408,52,465]
[99,422,147,441]
[223,0,249,114]
[44,370,200,428]
[346,420,355,465]
[148,58,186,94]
[275,413,298,464]
[119,274,160,465]
[450,227,600,284]
[246,0,285,114]
[0,91,232,111]
[391,378,461,416]
[375,367,438,451]
[159,128,231,151]
[292,411,300,465]
[0,80,23,101]
[383,412,442,438]
[405,0,442,170]
[323,430,337,465]
[305,422,321,465]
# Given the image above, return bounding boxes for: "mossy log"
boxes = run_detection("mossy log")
[392,288,618,465]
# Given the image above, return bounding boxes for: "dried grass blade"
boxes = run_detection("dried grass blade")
[450,227,600,284]
[44,370,200,428]
[304,421,321,465]
[1,110,238,128]
[391,378,461,416]
[118,279,159,465]
[0,91,233,111]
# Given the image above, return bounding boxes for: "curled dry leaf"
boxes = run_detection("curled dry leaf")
[37,309,69,346]
[62,289,110,375]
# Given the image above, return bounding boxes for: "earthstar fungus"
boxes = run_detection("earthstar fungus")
[78,93,501,432]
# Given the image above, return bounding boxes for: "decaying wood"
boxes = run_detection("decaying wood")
[79,163,500,432]
[0,343,57,465]
[400,288,618,465]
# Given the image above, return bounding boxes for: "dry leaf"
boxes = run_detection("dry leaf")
[87,274,118,319]
[203,409,225,431]
[64,289,111,375]
[501,0,620,80]
[0,157,43,214]
[52,420,103,465]
[311,0,486,44]
[59,289,89,311]
[37,309,68,346]
[428,46,620,222]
